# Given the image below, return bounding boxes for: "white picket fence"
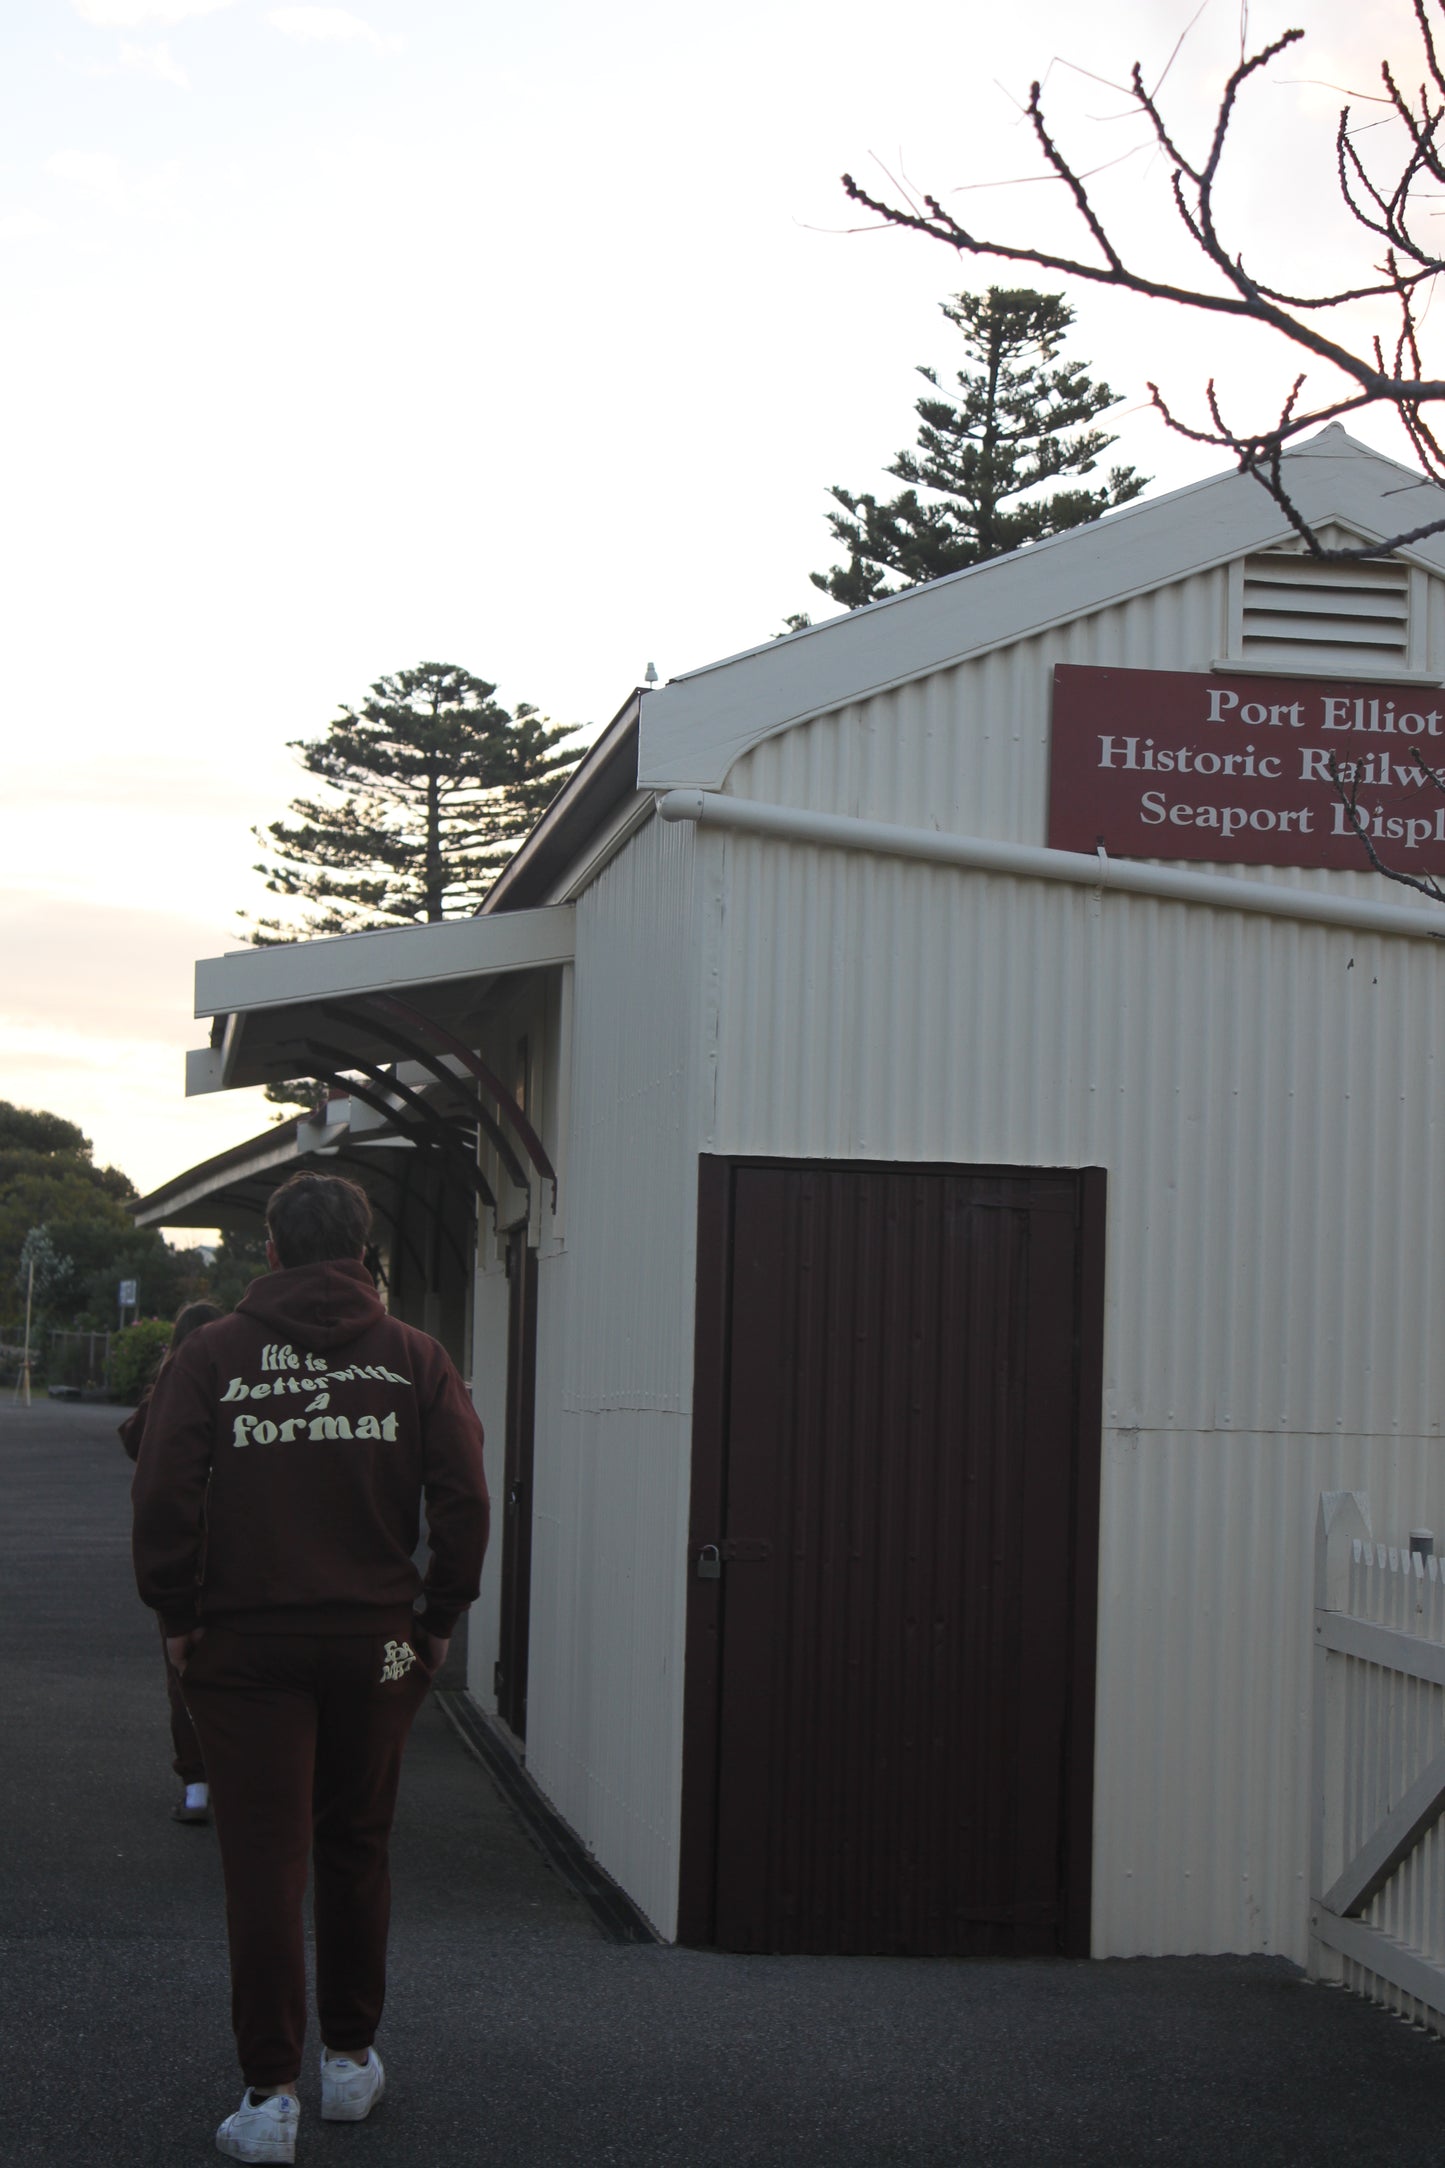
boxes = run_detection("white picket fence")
[1310,1490,1445,2029]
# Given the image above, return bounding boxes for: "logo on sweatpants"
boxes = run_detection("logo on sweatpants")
[380,1639,417,1683]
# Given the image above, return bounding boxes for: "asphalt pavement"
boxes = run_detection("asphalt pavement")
[3,1394,1443,2168]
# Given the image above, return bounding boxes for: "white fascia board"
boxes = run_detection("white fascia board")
[194,905,576,1021]
[186,1047,226,1096]
[638,430,1445,792]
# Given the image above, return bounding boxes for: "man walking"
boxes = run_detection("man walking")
[131,1172,490,2163]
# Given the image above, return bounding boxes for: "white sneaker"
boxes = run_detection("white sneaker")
[215,2087,299,2162]
[320,2045,385,2122]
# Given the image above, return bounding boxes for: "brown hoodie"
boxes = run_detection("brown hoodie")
[131,1259,488,1640]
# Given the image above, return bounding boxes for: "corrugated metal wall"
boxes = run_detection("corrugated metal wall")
[525,810,700,1936]
[727,564,1445,919]
[705,569,1445,1960]
[728,573,1235,833]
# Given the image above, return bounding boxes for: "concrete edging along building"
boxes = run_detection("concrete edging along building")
[153,425,1445,1956]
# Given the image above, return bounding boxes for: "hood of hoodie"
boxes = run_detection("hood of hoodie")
[234,1257,387,1353]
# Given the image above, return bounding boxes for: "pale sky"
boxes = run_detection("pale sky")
[0,0,1416,1205]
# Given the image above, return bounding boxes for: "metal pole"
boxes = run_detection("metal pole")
[16,1259,33,1408]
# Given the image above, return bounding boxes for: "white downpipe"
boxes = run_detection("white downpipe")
[656,790,1445,946]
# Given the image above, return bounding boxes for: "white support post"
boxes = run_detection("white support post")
[1310,1489,1372,1983]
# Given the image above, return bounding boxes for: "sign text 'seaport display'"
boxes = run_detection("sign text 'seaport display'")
[1048,664,1445,870]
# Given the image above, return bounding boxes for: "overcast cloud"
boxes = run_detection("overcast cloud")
[266,7,402,49]
[73,0,236,26]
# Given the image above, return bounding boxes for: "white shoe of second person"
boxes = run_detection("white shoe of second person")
[215,2087,299,2162]
[320,2044,385,2122]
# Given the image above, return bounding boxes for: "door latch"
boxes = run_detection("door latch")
[695,1538,771,1579]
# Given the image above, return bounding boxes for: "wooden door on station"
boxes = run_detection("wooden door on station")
[688,1161,1102,1957]
[494,1227,538,1740]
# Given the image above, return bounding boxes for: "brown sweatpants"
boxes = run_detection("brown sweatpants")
[181,1620,433,2087]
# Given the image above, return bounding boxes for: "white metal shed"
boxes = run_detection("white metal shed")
[183,425,1445,1959]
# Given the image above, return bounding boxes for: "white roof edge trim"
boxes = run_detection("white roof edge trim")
[194,904,576,1021]
[657,790,1445,945]
[639,432,1445,793]
[135,1128,318,1222]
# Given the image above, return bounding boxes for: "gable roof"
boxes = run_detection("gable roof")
[635,427,1445,792]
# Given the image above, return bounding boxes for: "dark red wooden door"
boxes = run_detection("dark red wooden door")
[696,1163,1101,1956]
[494,1229,538,1740]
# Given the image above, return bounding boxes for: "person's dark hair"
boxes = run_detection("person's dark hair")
[141,1299,225,1401]
[171,1300,224,1351]
[265,1173,372,1268]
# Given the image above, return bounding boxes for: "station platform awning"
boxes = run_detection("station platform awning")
[133,1099,384,1233]
[186,905,575,1098]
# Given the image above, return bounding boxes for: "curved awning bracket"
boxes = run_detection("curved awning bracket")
[364,992,558,1210]
[299,1045,497,1214]
[321,1002,530,1196]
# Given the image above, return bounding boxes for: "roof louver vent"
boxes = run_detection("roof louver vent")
[1240,547,1410,670]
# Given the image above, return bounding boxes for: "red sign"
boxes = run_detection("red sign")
[1048,664,1445,870]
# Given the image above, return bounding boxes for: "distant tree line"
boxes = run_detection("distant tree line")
[0,1101,264,1359]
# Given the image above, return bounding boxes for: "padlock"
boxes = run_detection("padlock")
[696,1543,721,1581]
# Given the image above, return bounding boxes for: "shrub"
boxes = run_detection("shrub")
[109,1318,173,1405]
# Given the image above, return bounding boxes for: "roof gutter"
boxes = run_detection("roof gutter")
[657,789,1445,945]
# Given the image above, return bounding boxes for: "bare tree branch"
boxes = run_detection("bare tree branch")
[1328,749,1445,903]
[841,7,1445,558]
